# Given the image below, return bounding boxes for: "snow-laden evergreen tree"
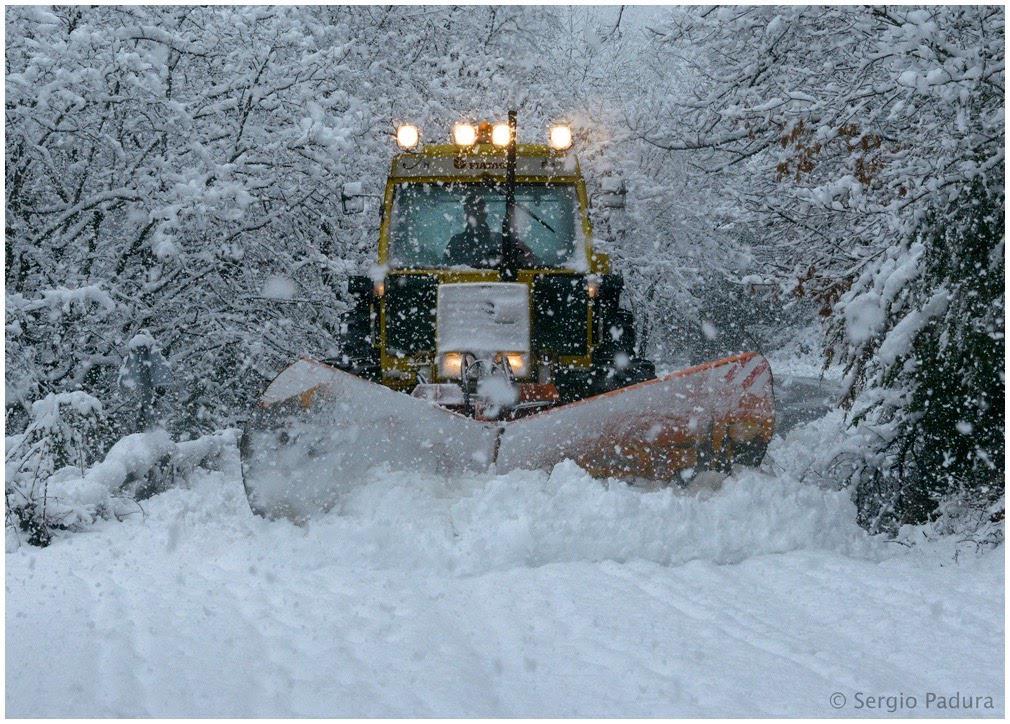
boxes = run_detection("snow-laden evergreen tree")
[841,179,1004,532]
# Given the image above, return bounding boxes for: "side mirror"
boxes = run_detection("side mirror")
[341,181,366,214]
[596,177,627,209]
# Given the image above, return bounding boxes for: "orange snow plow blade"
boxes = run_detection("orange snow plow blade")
[497,352,774,479]
[241,353,774,519]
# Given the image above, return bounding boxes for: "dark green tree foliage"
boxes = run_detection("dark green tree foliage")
[852,182,1004,531]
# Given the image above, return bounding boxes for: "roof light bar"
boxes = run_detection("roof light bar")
[491,122,512,147]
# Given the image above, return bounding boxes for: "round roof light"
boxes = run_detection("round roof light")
[452,122,477,146]
[491,122,512,147]
[548,124,573,151]
[396,124,420,150]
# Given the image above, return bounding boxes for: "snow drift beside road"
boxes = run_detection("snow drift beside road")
[6,419,1003,717]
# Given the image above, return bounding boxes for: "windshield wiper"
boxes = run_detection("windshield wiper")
[514,201,555,234]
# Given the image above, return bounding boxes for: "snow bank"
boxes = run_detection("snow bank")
[40,429,176,527]
[21,429,240,536]
[293,461,878,576]
[68,429,176,493]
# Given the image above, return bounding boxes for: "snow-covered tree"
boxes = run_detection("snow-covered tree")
[844,180,1003,531]
[641,5,1004,529]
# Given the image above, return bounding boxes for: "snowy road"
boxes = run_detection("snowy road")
[6,375,1004,717]
[774,373,845,435]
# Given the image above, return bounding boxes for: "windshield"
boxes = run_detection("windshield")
[388,182,582,269]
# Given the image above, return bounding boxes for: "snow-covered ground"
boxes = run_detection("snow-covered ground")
[6,396,1004,717]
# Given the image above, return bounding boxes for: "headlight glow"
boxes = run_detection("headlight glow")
[491,122,512,147]
[504,353,529,377]
[396,124,419,150]
[439,352,463,378]
[452,123,477,147]
[548,124,573,151]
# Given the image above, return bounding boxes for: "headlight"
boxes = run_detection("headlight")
[452,123,477,147]
[503,352,529,377]
[548,124,573,151]
[396,124,419,151]
[491,122,512,147]
[439,352,463,378]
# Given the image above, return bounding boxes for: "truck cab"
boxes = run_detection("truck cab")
[337,120,653,406]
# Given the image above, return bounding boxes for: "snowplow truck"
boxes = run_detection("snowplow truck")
[241,115,775,520]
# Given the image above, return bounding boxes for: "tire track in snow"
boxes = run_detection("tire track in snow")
[91,558,150,714]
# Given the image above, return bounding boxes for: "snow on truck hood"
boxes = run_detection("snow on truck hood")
[437,282,530,356]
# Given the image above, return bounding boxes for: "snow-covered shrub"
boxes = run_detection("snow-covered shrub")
[5,284,119,440]
[6,422,238,548]
[5,392,105,546]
